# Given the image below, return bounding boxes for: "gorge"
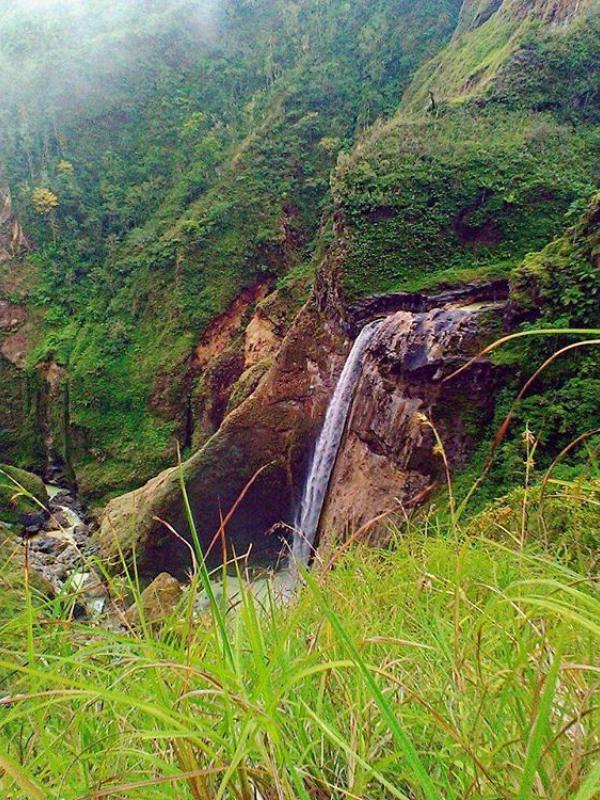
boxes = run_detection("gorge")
[1,0,599,580]
[94,276,510,580]
[1,2,599,796]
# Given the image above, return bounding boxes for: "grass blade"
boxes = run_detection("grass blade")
[517,646,562,800]
[0,748,45,800]
[573,761,600,800]
[302,568,440,800]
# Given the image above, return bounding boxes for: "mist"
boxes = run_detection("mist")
[2,0,221,20]
[0,0,224,139]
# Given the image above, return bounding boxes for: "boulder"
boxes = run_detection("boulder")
[124,572,184,627]
[0,464,49,526]
[70,570,108,617]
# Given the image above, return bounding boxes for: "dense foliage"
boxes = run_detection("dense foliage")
[335,7,600,299]
[0,0,462,496]
[336,109,599,298]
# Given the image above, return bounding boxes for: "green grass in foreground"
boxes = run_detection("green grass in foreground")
[1,327,599,798]
[1,476,599,799]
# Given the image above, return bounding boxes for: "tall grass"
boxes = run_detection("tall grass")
[1,484,599,799]
[0,328,599,799]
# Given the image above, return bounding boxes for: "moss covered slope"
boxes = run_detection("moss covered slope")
[334,0,600,300]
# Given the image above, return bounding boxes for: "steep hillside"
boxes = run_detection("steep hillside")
[335,0,600,300]
[403,0,599,110]
[1,5,599,796]
[0,0,462,497]
[93,0,600,574]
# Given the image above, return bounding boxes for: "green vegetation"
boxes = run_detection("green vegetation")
[511,193,600,326]
[452,194,600,508]
[0,0,462,497]
[402,0,600,116]
[1,463,599,798]
[336,109,598,299]
[2,316,599,797]
[0,466,48,526]
[335,4,600,300]
[0,0,598,500]
[1,4,600,797]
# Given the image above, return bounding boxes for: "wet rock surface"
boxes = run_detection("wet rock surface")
[344,279,508,335]
[10,482,106,616]
[319,299,506,543]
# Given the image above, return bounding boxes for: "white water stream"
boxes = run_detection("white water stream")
[292,319,382,568]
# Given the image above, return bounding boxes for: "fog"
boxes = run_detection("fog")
[0,0,223,50]
[3,0,221,16]
[0,0,224,127]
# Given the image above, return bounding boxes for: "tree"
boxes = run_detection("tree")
[31,187,59,215]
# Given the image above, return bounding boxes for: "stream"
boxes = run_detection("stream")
[21,481,295,623]
[21,482,108,617]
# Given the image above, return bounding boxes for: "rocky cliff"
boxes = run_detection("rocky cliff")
[0,0,465,499]
[93,0,599,576]
[96,296,348,576]
[96,275,508,577]
[0,186,29,265]
[320,297,505,543]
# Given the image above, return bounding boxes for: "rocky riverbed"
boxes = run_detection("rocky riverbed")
[3,471,291,628]
[17,482,108,617]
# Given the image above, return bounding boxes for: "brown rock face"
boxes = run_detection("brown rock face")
[97,279,508,579]
[0,186,29,264]
[96,299,348,578]
[192,282,271,371]
[0,300,26,332]
[320,300,505,544]
[150,280,288,451]
[244,313,280,368]
[0,299,35,373]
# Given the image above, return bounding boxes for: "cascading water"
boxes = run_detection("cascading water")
[292,318,382,567]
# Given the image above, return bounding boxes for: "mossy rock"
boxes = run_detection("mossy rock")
[0,464,48,524]
[226,358,273,416]
[0,524,55,619]
[124,572,184,629]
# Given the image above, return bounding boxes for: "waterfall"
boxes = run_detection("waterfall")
[292,319,382,567]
